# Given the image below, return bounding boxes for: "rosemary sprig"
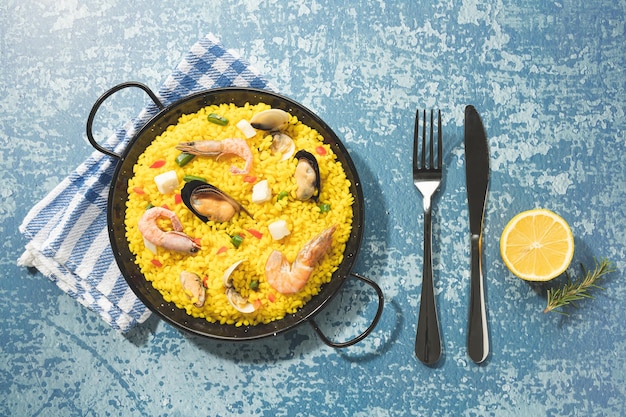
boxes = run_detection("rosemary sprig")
[544,258,615,314]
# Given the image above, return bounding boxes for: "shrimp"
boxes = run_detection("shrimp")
[138,206,201,254]
[265,225,337,294]
[175,138,253,175]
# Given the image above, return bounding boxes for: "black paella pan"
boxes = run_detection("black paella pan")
[86,82,383,347]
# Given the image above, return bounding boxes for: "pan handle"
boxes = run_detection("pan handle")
[86,82,164,159]
[308,272,384,348]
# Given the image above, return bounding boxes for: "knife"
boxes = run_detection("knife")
[464,105,490,364]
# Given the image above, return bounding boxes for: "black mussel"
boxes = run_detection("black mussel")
[294,150,321,202]
[181,180,251,223]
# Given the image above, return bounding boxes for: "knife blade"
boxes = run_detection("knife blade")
[464,105,490,364]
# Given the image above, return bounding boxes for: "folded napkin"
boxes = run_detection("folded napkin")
[18,33,272,332]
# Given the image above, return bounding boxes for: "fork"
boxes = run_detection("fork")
[413,109,443,365]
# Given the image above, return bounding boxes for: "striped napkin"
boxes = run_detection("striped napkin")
[18,34,272,332]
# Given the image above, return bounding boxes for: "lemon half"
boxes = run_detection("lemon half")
[500,209,574,281]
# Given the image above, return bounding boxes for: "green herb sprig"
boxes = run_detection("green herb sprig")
[544,258,615,314]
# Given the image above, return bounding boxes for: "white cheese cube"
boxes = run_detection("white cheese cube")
[154,170,179,194]
[268,219,290,240]
[251,179,272,204]
[236,119,257,139]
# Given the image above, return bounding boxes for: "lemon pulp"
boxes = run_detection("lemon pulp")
[500,209,574,281]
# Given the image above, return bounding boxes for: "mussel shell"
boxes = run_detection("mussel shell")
[181,180,251,223]
[294,150,321,202]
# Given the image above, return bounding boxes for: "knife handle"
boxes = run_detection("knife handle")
[468,234,489,363]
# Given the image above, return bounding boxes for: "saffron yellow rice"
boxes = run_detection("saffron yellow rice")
[124,102,354,327]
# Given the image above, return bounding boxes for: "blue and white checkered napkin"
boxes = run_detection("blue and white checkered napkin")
[18,34,272,332]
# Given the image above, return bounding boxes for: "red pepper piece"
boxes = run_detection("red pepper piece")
[174,194,182,204]
[151,259,163,267]
[150,160,166,168]
[315,146,327,156]
[247,229,263,239]
[216,246,228,255]
[133,187,145,194]
[243,175,257,183]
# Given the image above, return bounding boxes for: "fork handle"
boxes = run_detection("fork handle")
[415,208,442,365]
[468,234,489,363]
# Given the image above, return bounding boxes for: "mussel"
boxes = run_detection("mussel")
[294,150,321,202]
[223,260,256,314]
[181,180,251,223]
[250,109,295,160]
[180,271,206,308]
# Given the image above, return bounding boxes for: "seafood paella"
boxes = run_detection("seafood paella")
[124,102,354,327]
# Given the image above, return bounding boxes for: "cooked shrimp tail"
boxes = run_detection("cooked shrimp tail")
[159,231,202,253]
[138,206,201,254]
[175,138,253,175]
[265,225,337,294]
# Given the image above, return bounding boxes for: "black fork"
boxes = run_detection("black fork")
[412,109,443,365]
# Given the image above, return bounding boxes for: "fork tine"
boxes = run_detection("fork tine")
[413,109,419,171]
[414,109,443,171]
[429,110,434,169]
[421,110,426,168]
[437,109,442,169]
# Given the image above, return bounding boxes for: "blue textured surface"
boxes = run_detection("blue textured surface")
[2,1,626,416]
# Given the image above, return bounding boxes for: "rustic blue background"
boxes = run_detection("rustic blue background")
[2,1,625,415]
